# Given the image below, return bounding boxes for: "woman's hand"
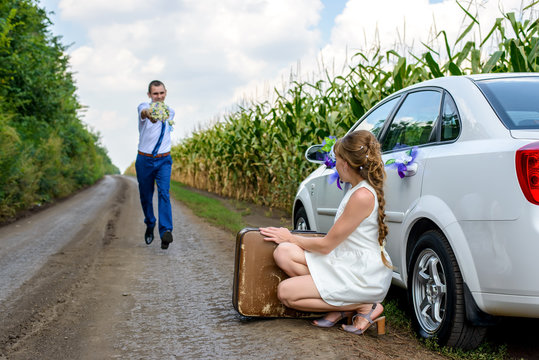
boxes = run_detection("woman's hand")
[260,227,293,244]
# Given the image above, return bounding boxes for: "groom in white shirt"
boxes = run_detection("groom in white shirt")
[135,80,174,249]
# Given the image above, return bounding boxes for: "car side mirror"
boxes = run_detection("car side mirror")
[305,144,325,164]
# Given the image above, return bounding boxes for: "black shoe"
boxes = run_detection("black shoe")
[145,226,154,245]
[161,231,173,249]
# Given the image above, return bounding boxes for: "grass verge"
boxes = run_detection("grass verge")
[170,180,247,233]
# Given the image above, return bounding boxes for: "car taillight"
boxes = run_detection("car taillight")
[516,141,539,205]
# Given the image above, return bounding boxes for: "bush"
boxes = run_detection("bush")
[0,0,119,221]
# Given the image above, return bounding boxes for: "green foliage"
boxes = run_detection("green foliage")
[383,290,507,359]
[423,338,507,359]
[382,298,412,332]
[0,0,119,221]
[170,181,247,233]
[171,2,539,212]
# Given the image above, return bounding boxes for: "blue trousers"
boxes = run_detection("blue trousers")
[135,154,173,238]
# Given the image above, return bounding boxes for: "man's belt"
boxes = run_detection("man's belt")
[138,151,170,158]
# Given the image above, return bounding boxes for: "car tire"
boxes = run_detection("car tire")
[407,230,486,349]
[294,207,310,231]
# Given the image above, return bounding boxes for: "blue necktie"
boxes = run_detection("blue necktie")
[151,121,166,156]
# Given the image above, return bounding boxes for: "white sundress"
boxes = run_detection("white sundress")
[305,180,392,307]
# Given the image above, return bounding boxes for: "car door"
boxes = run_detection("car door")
[313,96,402,232]
[379,89,443,277]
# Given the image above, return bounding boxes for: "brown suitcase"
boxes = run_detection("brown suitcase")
[232,227,325,318]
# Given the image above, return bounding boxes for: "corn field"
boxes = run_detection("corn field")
[170,2,539,212]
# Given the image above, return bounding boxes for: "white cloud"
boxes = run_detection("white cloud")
[84,108,128,131]
[70,46,145,92]
[47,0,536,174]
[229,0,536,135]
[51,0,324,172]
[325,0,527,64]
[58,0,151,20]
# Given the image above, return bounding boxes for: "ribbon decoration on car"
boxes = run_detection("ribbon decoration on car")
[384,146,418,178]
[319,136,343,190]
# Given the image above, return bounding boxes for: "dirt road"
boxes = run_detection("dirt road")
[0,175,447,359]
[5,175,536,359]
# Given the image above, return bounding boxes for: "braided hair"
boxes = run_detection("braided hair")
[334,130,392,269]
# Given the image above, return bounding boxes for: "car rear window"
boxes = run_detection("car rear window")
[476,77,539,130]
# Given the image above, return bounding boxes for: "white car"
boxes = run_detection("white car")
[292,73,539,349]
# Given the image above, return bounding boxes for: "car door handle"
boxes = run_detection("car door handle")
[403,163,418,177]
[317,208,337,216]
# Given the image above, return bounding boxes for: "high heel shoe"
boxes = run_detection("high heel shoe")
[311,311,353,328]
[341,304,386,335]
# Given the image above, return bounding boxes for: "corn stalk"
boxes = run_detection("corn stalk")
[171,3,539,212]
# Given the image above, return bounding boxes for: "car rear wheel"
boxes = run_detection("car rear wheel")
[407,230,486,349]
[294,207,310,231]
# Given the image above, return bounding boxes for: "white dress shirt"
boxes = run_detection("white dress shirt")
[137,102,175,154]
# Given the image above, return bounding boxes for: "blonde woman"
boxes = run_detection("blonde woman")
[260,130,392,335]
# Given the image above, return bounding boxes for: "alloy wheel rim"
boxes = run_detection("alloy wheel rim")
[412,248,447,334]
[295,217,308,231]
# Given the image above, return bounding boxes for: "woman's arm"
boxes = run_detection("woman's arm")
[261,187,375,254]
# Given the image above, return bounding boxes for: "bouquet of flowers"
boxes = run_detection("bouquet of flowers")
[149,101,174,127]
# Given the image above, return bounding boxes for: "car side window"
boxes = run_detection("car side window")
[354,96,400,137]
[381,90,442,152]
[441,93,460,141]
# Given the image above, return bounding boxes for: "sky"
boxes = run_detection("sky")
[38,0,531,173]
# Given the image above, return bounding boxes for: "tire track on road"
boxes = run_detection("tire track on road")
[0,176,128,358]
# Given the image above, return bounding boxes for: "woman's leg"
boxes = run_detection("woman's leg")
[273,242,310,277]
[278,276,384,328]
[273,244,348,323]
[277,275,358,312]
[348,303,384,331]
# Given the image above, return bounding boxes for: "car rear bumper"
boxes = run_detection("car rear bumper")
[453,205,539,317]
[474,292,539,318]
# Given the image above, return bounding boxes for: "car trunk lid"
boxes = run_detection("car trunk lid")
[510,129,539,140]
